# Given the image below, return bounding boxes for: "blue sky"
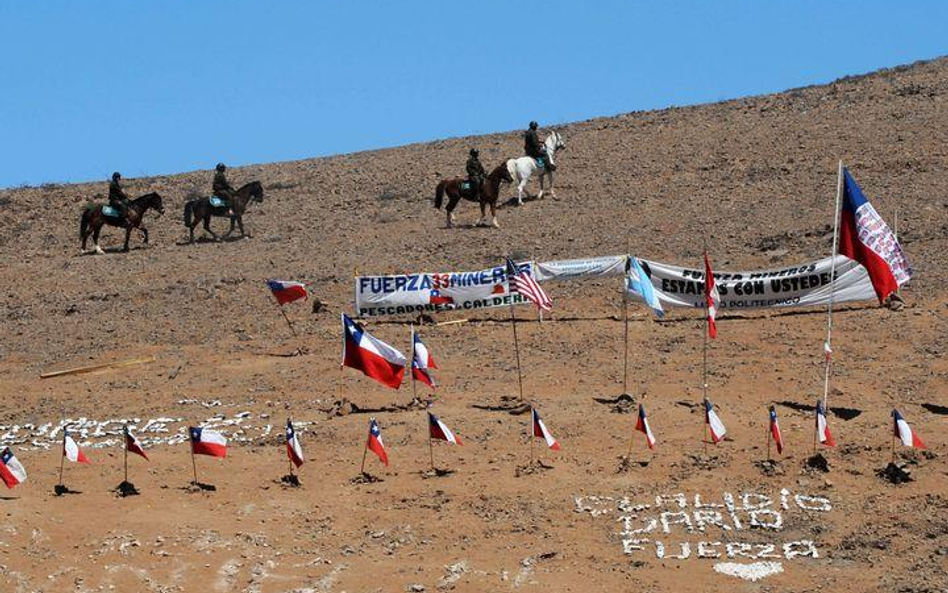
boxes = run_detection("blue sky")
[1,1,945,188]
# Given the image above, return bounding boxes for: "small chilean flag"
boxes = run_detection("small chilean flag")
[266,280,308,305]
[125,425,148,461]
[342,314,407,389]
[190,427,227,458]
[366,418,389,466]
[704,253,720,339]
[286,419,305,468]
[532,408,560,450]
[892,409,925,449]
[704,398,727,444]
[635,404,656,449]
[815,400,836,447]
[428,412,462,445]
[0,447,27,489]
[63,431,90,463]
[769,405,784,454]
[411,327,437,389]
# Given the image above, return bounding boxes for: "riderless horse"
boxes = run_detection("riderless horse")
[435,163,513,228]
[80,192,165,254]
[183,181,264,243]
[506,130,566,205]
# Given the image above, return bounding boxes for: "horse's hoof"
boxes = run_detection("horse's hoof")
[492,220,500,228]
[94,246,105,255]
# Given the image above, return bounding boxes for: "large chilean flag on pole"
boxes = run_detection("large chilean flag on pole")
[838,168,912,303]
[342,314,406,389]
[190,427,227,458]
[0,447,27,489]
[266,280,308,305]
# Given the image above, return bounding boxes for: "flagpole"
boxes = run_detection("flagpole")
[287,419,294,478]
[529,405,535,466]
[702,243,710,455]
[508,292,526,403]
[190,436,198,485]
[766,409,771,462]
[822,161,844,409]
[58,431,66,488]
[123,426,129,483]
[623,255,630,396]
[360,421,369,475]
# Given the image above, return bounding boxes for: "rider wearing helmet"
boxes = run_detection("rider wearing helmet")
[465,148,486,198]
[212,163,236,210]
[524,121,556,171]
[108,172,131,220]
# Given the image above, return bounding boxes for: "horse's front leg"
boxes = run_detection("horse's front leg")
[477,200,487,227]
[140,225,149,245]
[490,200,499,228]
[237,216,249,238]
[122,226,132,252]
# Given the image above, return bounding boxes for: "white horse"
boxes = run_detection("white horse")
[506,130,566,205]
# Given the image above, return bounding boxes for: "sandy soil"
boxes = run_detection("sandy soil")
[0,58,946,592]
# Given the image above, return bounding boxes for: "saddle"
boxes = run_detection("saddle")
[101,205,122,219]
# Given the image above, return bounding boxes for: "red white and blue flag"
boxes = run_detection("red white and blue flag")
[411,327,437,389]
[125,426,148,460]
[428,412,462,445]
[532,408,560,450]
[0,447,27,489]
[286,419,305,468]
[506,257,553,312]
[63,430,90,464]
[190,427,227,458]
[342,313,406,389]
[635,404,656,449]
[704,253,720,339]
[704,398,727,444]
[815,400,836,447]
[892,409,925,449]
[838,168,912,303]
[366,418,389,466]
[769,406,784,454]
[266,280,308,305]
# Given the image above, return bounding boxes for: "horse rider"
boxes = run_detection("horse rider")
[212,163,236,211]
[524,120,556,171]
[466,148,486,198]
[108,172,131,221]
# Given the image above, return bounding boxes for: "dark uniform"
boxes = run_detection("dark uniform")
[466,149,486,197]
[108,173,130,219]
[212,164,235,208]
[524,121,555,171]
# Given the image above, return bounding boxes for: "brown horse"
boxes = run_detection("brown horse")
[80,192,165,254]
[183,181,264,243]
[435,163,513,228]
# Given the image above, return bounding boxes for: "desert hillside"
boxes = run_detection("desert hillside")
[0,58,946,593]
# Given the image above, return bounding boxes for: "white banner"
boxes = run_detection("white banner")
[630,255,875,310]
[355,262,537,317]
[534,255,627,282]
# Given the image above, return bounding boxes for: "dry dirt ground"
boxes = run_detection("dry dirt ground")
[1,58,947,592]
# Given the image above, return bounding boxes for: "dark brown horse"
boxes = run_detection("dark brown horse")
[435,163,513,228]
[183,181,264,243]
[80,192,165,254]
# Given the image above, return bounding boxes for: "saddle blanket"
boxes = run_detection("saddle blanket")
[101,205,121,218]
[209,196,227,208]
[461,182,471,191]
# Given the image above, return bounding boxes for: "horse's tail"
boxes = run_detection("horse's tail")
[184,200,194,227]
[80,207,90,239]
[435,181,446,209]
[506,160,519,184]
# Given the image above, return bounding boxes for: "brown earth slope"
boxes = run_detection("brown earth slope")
[0,58,946,592]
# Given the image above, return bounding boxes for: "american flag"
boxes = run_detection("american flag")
[505,257,552,311]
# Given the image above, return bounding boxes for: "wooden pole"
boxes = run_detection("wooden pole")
[190,435,198,485]
[622,256,630,396]
[529,405,535,466]
[766,409,772,462]
[702,244,710,456]
[508,293,526,402]
[123,426,129,483]
[822,161,844,409]
[40,356,155,379]
[360,436,369,475]
[58,432,66,488]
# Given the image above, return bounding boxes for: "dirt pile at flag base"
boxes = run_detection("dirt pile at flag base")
[1,58,947,592]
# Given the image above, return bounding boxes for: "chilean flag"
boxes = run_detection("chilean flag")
[532,408,560,450]
[0,447,27,489]
[366,418,389,466]
[892,409,925,449]
[63,431,90,463]
[190,427,227,458]
[342,314,406,389]
[634,404,656,449]
[411,328,437,389]
[704,398,727,444]
[769,406,784,454]
[838,168,912,303]
[428,412,462,445]
[266,280,308,305]
[704,253,720,339]
[125,426,148,461]
[286,419,305,468]
[815,400,836,447]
